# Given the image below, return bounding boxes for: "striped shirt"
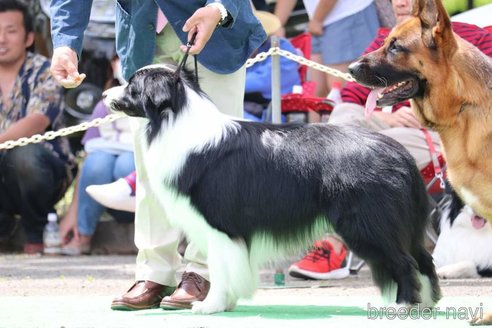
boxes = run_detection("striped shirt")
[341,22,492,109]
[0,52,74,165]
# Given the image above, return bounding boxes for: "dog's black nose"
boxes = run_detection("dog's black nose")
[348,61,360,77]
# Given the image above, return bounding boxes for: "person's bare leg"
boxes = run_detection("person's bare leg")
[309,53,328,97]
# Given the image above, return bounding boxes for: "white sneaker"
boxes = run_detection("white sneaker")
[86,179,136,212]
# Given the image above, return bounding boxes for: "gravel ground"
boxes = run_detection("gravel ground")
[2,253,492,297]
[1,254,492,328]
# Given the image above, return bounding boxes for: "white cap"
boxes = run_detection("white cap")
[47,213,58,222]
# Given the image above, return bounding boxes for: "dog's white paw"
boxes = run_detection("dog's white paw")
[437,266,453,279]
[225,296,238,311]
[437,262,478,279]
[191,300,227,314]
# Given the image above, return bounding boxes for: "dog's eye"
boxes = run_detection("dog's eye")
[388,39,404,55]
[128,85,139,98]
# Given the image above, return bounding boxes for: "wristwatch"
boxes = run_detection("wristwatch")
[206,3,231,27]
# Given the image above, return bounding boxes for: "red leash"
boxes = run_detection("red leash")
[421,128,446,189]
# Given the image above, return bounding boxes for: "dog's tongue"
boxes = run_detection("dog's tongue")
[471,215,486,229]
[365,88,383,119]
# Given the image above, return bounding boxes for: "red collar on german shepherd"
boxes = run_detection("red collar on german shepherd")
[349,0,492,223]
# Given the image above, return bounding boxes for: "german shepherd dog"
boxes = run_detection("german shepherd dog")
[349,0,492,324]
[350,0,492,220]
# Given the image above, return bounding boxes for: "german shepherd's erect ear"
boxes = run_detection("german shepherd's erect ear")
[413,0,457,56]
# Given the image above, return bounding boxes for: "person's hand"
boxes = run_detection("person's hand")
[181,6,221,54]
[272,26,286,38]
[59,211,79,245]
[307,19,324,36]
[373,106,422,128]
[50,46,86,88]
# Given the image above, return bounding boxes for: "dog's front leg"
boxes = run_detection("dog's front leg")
[192,283,230,314]
[192,231,256,314]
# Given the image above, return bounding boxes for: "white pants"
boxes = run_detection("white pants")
[132,25,245,286]
[328,103,441,170]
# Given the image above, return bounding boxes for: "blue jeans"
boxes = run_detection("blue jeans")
[0,144,74,243]
[77,151,135,236]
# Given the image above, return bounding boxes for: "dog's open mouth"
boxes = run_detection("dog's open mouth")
[365,78,421,117]
[376,79,420,106]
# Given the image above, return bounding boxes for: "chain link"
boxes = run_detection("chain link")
[246,46,356,82]
[0,46,353,151]
[0,113,125,150]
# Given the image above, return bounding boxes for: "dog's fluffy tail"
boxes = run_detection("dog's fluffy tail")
[376,270,437,311]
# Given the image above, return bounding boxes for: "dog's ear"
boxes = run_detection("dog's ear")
[143,72,173,109]
[139,72,174,125]
[141,69,188,121]
[412,0,437,30]
[413,0,457,56]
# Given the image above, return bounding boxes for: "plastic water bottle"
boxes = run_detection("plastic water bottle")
[43,213,61,255]
[326,80,343,105]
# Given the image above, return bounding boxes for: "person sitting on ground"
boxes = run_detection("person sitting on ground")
[59,56,135,255]
[244,10,301,121]
[0,0,76,254]
[288,0,492,280]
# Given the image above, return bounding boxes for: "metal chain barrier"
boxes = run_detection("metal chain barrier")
[0,113,125,150]
[0,46,352,151]
[245,47,356,82]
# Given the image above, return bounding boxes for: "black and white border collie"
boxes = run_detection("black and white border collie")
[103,63,441,314]
[433,192,492,279]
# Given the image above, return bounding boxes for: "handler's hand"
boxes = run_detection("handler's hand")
[50,46,86,88]
[182,6,222,54]
[373,106,422,128]
[307,19,324,36]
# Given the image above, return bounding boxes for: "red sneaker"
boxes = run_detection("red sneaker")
[288,240,349,279]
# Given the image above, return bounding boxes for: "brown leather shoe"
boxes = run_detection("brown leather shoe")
[111,280,175,311]
[160,272,210,310]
